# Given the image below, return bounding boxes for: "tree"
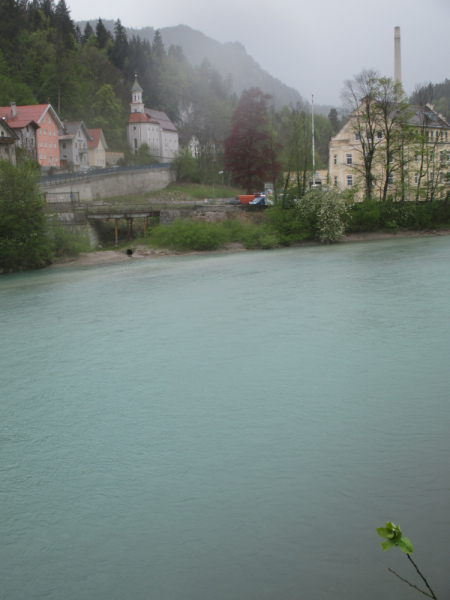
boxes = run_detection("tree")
[341,69,382,199]
[137,143,155,165]
[90,84,125,150]
[82,22,94,44]
[224,87,281,193]
[373,77,414,202]
[328,108,341,134]
[110,19,128,70]
[0,161,52,272]
[95,18,110,50]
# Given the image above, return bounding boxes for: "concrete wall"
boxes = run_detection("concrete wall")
[40,167,175,202]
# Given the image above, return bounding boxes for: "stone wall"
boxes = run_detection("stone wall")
[40,167,175,202]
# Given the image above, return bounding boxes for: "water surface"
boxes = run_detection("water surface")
[1,238,450,600]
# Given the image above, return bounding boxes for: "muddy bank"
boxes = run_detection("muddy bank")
[49,230,450,269]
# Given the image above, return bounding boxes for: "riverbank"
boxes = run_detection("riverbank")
[49,229,450,269]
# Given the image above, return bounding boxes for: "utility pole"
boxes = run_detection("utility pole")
[312,94,316,188]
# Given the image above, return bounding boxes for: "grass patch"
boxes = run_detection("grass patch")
[49,224,91,258]
[144,218,282,251]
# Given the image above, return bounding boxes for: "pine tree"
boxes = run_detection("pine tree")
[83,22,94,43]
[152,30,166,61]
[95,18,109,50]
[111,19,128,70]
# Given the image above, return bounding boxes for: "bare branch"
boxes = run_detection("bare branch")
[388,568,434,598]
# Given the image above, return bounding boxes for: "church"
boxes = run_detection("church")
[127,77,179,162]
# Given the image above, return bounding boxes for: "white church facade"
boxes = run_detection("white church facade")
[127,77,179,162]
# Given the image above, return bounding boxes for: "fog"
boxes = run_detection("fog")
[70,0,450,106]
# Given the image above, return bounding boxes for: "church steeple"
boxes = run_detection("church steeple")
[130,75,144,113]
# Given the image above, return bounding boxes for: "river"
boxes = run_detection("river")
[1,238,449,600]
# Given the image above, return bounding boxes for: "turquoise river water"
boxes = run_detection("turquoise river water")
[1,237,450,600]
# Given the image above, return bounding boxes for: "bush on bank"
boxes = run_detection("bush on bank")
[0,160,52,272]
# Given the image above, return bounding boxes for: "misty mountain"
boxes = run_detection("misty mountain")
[77,20,332,114]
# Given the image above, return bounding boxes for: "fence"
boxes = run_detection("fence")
[44,191,80,204]
[39,163,172,187]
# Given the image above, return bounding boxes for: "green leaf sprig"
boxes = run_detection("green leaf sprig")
[376,521,413,553]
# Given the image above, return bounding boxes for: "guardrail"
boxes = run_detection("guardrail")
[39,163,172,186]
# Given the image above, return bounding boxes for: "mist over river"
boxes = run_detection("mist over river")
[1,238,450,600]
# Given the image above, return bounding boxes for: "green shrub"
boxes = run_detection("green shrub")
[147,220,227,251]
[0,161,52,272]
[49,224,91,257]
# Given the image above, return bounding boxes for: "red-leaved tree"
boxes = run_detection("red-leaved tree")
[224,87,281,193]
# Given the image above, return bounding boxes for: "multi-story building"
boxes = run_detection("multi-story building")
[87,129,108,168]
[58,122,92,172]
[329,104,450,201]
[127,77,179,162]
[0,103,61,167]
[0,118,18,165]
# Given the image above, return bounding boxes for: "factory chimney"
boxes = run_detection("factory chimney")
[394,27,401,85]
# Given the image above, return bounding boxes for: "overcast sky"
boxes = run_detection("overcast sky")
[70,0,450,106]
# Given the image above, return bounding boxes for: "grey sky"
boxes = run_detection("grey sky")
[71,0,450,106]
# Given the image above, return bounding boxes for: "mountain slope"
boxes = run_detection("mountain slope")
[77,21,307,109]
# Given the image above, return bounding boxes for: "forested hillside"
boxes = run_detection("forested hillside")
[0,0,335,179]
[76,21,308,110]
[411,80,450,121]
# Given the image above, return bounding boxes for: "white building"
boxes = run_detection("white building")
[58,121,92,172]
[127,77,179,162]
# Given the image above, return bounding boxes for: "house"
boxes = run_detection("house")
[0,103,61,167]
[0,103,63,168]
[127,76,179,161]
[0,118,18,165]
[87,129,108,168]
[0,103,40,161]
[329,103,450,200]
[58,122,92,171]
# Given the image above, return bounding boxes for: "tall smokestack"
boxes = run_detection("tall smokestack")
[394,26,401,85]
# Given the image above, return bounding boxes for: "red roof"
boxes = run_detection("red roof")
[127,112,159,124]
[0,104,62,128]
[87,129,102,149]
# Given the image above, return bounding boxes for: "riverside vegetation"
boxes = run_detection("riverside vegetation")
[3,164,450,272]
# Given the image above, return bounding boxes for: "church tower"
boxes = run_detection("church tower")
[130,76,144,114]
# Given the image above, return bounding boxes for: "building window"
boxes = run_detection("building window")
[44,142,47,148]
[63,142,66,149]
[346,153,352,165]
[388,174,394,185]
[431,131,434,141]
[389,155,394,164]
[334,176,338,187]
[47,116,50,124]
[446,132,449,141]
[415,154,419,162]
[346,175,353,187]
[333,154,337,166]
[414,173,419,184]
[43,129,46,136]
[440,151,445,162]
[377,131,383,139]
[40,141,42,148]
[440,172,444,183]
[39,153,42,159]
[354,133,361,141]
[134,139,137,148]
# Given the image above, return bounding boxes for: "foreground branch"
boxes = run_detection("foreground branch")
[388,568,434,598]
[407,554,438,600]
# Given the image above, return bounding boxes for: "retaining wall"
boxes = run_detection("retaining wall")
[41,167,175,202]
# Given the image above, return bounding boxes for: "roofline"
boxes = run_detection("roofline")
[39,104,64,130]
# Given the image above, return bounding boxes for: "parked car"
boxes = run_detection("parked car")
[224,198,241,205]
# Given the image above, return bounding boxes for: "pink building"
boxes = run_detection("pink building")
[0,103,63,169]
